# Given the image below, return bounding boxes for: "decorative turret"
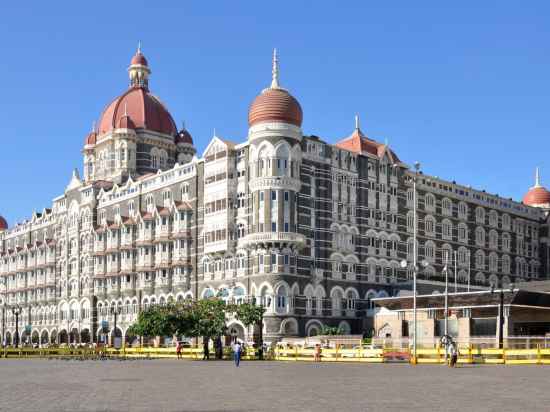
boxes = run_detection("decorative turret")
[523,167,550,208]
[248,49,303,142]
[128,42,151,89]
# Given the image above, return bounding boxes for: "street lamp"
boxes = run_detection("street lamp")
[407,161,422,364]
[11,305,21,348]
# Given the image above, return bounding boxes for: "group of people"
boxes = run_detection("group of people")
[176,339,244,367]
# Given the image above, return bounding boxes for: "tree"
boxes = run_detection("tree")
[234,302,266,359]
[127,304,178,341]
[187,298,228,339]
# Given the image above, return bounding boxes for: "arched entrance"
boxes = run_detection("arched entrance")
[31,331,39,345]
[111,327,123,347]
[5,331,11,345]
[50,330,57,344]
[226,323,245,345]
[40,330,49,345]
[21,331,30,345]
[58,330,68,344]
[69,328,80,344]
[80,329,90,344]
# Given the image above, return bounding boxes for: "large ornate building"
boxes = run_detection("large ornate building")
[1,48,550,345]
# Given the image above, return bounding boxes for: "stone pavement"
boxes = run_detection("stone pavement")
[0,359,548,411]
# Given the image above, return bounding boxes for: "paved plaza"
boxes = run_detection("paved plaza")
[0,359,548,411]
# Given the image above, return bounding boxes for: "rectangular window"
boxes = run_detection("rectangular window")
[271,191,277,201]
[272,222,277,232]
[260,192,264,203]
[284,255,289,265]
[284,191,289,202]
[284,222,289,232]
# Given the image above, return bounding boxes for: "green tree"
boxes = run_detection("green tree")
[127,303,178,339]
[234,302,266,359]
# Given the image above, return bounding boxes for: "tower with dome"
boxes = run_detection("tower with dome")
[0,47,549,345]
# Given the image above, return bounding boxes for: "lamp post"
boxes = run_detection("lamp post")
[12,305,21,348]
[412,161,420,364]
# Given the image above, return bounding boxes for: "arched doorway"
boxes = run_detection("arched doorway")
[40,330,49,345]
[69,328,80,344]
[5,331,11,345]
[111,327,123,347]
[21,331,30,345]
[226,323,245,345]
[50,330,58,344]
[80,329,90,344]
[58,330,68,344]
[31,331,39,345]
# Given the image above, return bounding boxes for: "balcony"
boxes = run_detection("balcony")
[155,225,172,242]
[94,240,106,255]
[136,230,154,245]
[120,233,135,249]
[239,232,306,249]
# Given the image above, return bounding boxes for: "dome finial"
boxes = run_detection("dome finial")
[182,120,186,130]
[535,167,541,188]
[355,114,360,131]
[137,40,142,54]
[91,120,96,133]
[271,48,280,89]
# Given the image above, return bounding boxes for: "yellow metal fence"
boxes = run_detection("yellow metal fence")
[1,346,550,365]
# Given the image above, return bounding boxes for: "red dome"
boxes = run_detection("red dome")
[176,129,193,145]
[131,52,148,66]
[84,131,97,146]
[248,88,302,127]
[523,186,550,206]
[0,215,7,231]
[98,87,177,136]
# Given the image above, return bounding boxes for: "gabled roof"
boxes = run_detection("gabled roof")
[335,127,400,163]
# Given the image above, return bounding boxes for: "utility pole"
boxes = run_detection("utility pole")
[454,251,458,293]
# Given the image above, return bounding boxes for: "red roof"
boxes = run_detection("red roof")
[84,131,97,146]
[523,186,550,206]
[248,88,302,127]
[98,87,177,136]
[336,128,400,162]
[130,52,148,66]
[0,215,7,230]
[176,128,193,145]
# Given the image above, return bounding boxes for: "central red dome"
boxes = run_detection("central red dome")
[98,87,177,136]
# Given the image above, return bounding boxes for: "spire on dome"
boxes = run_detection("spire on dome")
[355,114,360,131]
[137,40,142,54]
[535,167,541,188]
[271,48,280,89]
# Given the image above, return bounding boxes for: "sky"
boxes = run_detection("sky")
[0,1,549,225]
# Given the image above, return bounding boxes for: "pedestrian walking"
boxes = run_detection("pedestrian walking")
[449,342,458,368]
[314,344,322,362]
[203,338,210,360]
[233,341,242,367]
[176,341,182,359]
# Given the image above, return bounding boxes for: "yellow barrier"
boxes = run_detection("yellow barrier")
[2,346,550,364]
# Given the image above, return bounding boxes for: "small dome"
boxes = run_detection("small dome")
[248,88,303,127]
[84,131,97,146]
[523,186,550,206]
[523,168,550,207]
[176,128,193,145]
[0,215,7,231]
[131,51,148,66]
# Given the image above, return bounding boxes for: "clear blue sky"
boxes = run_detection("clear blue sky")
[1,1,549,226]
